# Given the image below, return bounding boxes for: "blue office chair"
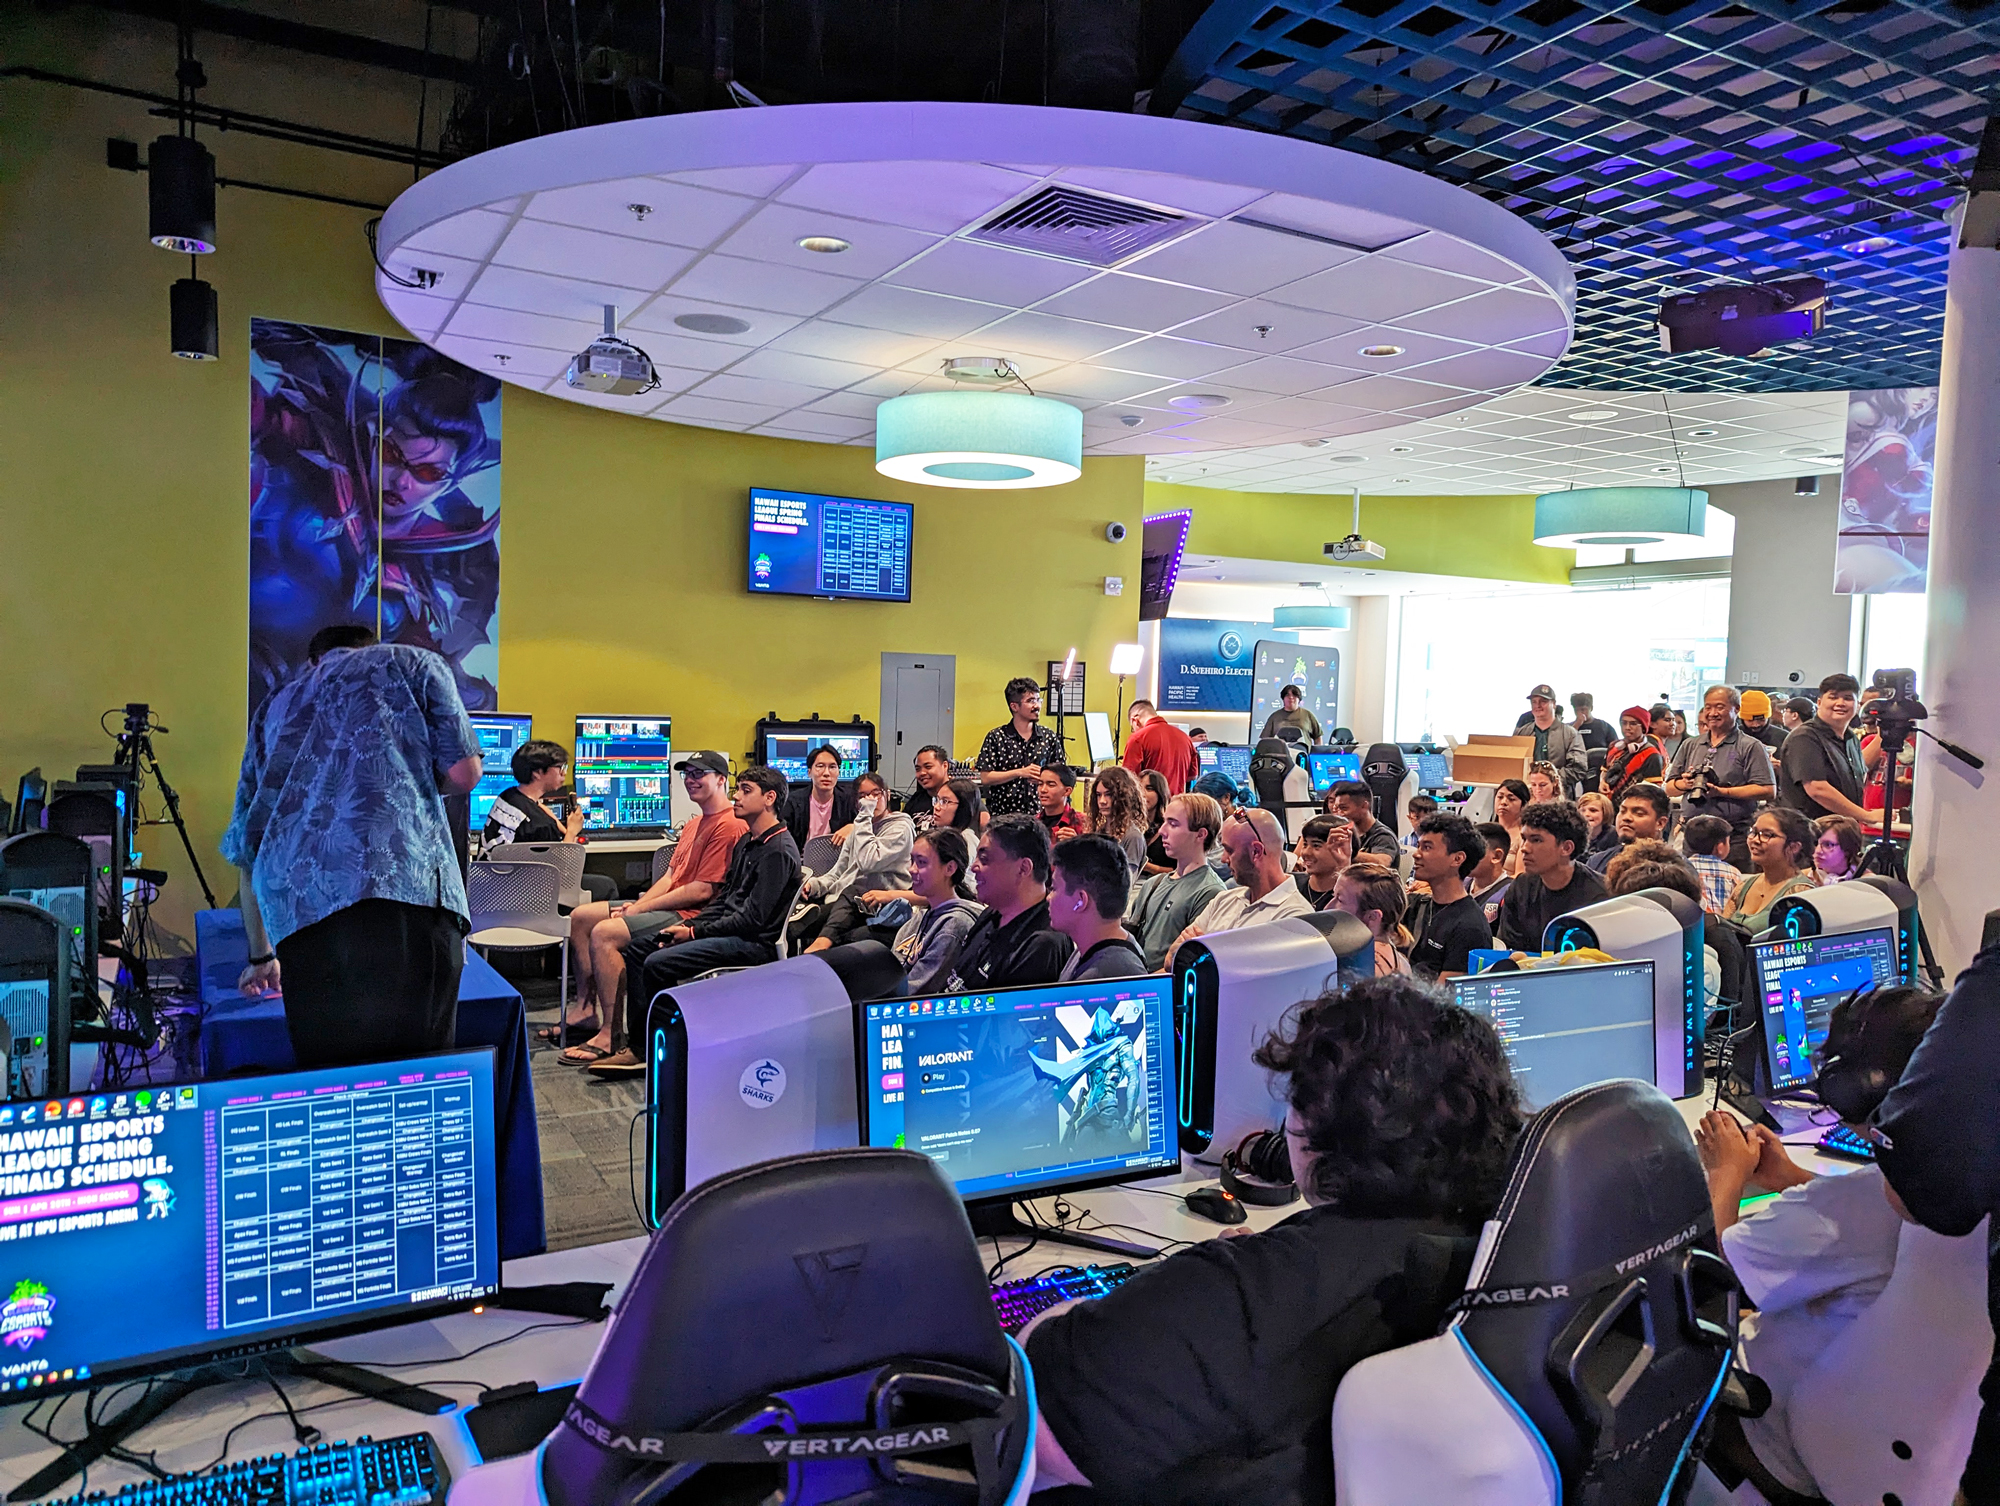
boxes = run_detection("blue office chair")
[454,1148,1036,1506]
[1332,1079,1738,1503]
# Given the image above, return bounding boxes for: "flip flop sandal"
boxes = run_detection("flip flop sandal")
[558,1043,614,1066]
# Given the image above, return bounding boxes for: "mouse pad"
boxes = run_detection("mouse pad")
[465,1384,581,1462]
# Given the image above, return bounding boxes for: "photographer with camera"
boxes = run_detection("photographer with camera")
[1663,685,1775,868]
[1777,673,1872,825]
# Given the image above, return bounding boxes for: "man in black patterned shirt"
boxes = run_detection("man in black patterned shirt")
[976,676,1064,818]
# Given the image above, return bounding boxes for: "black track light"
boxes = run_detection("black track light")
[171,270,218,360]
[149,134,216,253]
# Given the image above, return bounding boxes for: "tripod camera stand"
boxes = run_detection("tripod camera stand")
[112,701,217,910]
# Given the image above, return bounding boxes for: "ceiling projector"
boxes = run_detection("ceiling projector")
[565,305,660,396]
[1325,535,1388,563]
[1656,276,1828,358]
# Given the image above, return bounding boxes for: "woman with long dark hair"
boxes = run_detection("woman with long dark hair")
[1725,806,1818,933]
[1087,766,1149,882]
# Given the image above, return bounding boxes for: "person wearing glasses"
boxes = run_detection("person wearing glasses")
[1664,684,1776,867]
[1723,808,1818,934]
[484,739,586,848]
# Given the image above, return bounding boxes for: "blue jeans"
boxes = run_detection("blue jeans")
[625,933,776,1041]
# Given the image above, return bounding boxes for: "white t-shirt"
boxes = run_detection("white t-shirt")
[1722,1164,1904,1493]
[1189,881,1315,934]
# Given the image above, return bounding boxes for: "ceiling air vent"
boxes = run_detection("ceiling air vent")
[969,185,1191,267]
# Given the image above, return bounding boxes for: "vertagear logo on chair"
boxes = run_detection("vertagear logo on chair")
[739,1058,787,1109]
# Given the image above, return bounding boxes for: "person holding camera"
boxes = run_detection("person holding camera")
[1663,685,1775,868]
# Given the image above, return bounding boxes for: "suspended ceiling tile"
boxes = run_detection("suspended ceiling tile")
[521,179,759,249]
[1272,255,1492,323]
[884,237,1099,305]
[821,283,1013,339]
[711,201,940,280]
[1033,272,1240,332]
[667,253,866,317]
[777,160,1040,234]
[489,218,694,294]
[1122,219,1361,297]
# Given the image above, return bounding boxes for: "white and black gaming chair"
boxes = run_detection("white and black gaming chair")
[1332,1079,1738,1504]
[450,1148,1036,1506]
[1359,742,1415,839]
[1248,737,1314,842]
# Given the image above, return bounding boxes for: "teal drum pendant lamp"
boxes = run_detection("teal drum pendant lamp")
[1534,396,1709,548]
[876,358,1083,489]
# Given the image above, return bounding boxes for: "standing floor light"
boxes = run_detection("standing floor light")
[1109,642,1145,751]
[876,359,1083,489]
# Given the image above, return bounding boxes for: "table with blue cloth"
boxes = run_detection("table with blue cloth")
[194,908,546,1259]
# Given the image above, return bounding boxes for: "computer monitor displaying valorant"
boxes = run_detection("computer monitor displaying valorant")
[574,715,674,831]
[858,977,1180,1205]
[467,713,534,832]
[1451,962,1657,1110]
[1750,928,1901,1093]
[0,1049,500,1397]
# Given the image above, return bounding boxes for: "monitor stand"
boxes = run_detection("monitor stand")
[967,1200,1160,1261]
[6,1350,452,1502]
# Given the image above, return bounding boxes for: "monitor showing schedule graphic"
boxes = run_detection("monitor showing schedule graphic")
[1751,928,1901,1093]
[1305,752,1362,793]
[0,1050,499,1397]
[1451,962,1657,1109]
[748,488,913,603]
[574,716,673,831]
[859,978,1180,1205]
[467,714,533,832]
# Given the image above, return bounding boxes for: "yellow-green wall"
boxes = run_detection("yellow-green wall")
[1143,481,1572,585]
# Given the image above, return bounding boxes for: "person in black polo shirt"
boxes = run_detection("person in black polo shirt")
[1778,673,1872,824]
[976,677,1064,818]
[1024,974,1525,1505]
[1407,813,1492,979]
[942,815,1071,990]
[1497,799,1609,953]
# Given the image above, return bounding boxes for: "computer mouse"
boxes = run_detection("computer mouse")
[1183,1185,1248,1225]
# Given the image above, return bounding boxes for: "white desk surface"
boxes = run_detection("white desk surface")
[576,838,670,854]
[0,1089,1851,1500]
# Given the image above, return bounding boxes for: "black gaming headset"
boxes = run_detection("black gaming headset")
[1219,1127,1299,1207]
[1812,983,1936,1124]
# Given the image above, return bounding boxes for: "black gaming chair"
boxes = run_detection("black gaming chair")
[457,1149,1036,1506]
[1359,742,1412,837]
[1332,1079,1738,1503]
[1247,736,1298,811]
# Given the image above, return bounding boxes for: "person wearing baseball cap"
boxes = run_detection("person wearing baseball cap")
[556,750,747,1066]
[1521,684,1587,797]
[1739,689,1786,750]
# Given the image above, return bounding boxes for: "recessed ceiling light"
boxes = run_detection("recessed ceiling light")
[1783,444,1825,457]
[796,235,851,254]
[1329,454,1366,464]
[675,312,752,335]
[1388,445,1414,453]
[1687,427,1719,437]
[1567,407,1620,420]
[1168,393,1231,410]
[1299,438,1329,448]
[1359,344,1404,358]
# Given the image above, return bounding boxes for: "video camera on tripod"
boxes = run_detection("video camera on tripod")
[1861,667,1926,747]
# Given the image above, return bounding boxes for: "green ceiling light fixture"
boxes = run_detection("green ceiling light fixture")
[1535,393,1708,548]
[1533,486,1710,547]
[875,358,1083,489]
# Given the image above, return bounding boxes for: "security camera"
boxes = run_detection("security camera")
[1105,521,1128,543]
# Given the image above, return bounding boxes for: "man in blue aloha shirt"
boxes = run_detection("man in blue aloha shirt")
[222,625,484,1067]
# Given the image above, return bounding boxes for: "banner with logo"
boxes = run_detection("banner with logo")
[1157,618,1298,713]
[249,320,503,712]
[1834,386,1935,594]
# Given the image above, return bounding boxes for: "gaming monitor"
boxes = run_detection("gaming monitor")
[1209,745,1252,790]
[1750,927,1901,1094]
[1451,962,1657,1110]
[0,1048,500,1397]
[1305,751,1362,794]
[1412,751,1451,791]
[759,727,873,784]
[467,714,534,832]
[748,487,913,604]
[858,977,1180,1207]
[1082,712,1116,765]
[574,715,674,831]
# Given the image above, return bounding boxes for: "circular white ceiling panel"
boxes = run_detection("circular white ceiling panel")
[374,103,1575,454]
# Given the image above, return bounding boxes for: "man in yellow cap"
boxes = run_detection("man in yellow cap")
[1740,689,1786,751]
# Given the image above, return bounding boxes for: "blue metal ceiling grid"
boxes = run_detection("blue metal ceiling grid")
[1155,0,1998,391]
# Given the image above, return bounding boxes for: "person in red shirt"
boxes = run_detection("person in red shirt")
[1122,699,1201,794]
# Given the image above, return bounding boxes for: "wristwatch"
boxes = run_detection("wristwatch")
[247,951,276,966]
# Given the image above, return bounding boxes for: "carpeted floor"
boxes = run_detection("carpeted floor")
[514,972,651,1252]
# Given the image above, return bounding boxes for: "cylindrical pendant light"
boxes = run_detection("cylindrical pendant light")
[171,275,218,359]
[875,390,1083,489]
[1532,486,1709,547]
[149,134,217,253]
[1272,605,1352,629]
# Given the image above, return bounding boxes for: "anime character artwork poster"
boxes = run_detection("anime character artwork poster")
[1833,386,1935,595]
[249,320,502,713]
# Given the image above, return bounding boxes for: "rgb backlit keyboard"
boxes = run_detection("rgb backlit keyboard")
[989,1263,1138,1334]
[50,1432,448,1506]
